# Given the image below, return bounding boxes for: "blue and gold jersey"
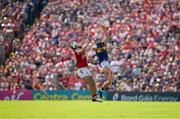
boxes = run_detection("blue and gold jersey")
[95,42,109,64]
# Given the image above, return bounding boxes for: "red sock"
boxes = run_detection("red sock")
[92,94,97,99]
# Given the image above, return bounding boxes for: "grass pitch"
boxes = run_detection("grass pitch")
[0,101,180,119]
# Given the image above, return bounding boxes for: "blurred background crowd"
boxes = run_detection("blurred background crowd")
[0,0,179,92]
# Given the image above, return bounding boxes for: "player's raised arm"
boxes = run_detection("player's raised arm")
[81,40,90,51]
[79,32,91,53]
[100,25,110,44]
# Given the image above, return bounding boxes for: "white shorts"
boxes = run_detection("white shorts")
[99,61,112,70]
[77,67,92,79]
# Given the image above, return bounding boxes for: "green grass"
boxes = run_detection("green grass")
[0,101,180,119]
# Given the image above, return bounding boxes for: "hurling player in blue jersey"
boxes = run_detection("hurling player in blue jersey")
[93,24,113,99]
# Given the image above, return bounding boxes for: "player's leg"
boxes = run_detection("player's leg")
[98,66,113,99]
[100,61,113,89]
[101,67,113,89]
[77,68,101,102]
[83,76,97,100]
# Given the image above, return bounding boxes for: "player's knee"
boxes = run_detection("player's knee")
[88,76,95,84]
[107,80,112,85]
[91,80,96,86]
[103,69,109,75]
[106,70,112,77]
[104,67,112,74]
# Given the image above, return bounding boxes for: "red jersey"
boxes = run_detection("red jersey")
[74,50,88,68]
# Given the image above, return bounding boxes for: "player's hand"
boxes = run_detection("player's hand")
[92,45,97,50]
[86,39,90,44]
[98,24,106,29]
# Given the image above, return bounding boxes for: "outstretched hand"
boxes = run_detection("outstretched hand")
[98,24,107,30]
[97,24,110,44]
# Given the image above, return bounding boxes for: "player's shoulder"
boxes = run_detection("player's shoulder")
[101,42,107,47]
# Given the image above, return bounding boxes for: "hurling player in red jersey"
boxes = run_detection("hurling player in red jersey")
[71,40,101,102]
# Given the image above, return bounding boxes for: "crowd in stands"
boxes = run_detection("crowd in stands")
[0,0,179,92]
[0,0,48,65]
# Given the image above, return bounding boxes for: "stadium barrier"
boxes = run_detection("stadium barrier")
[0,90,32,100]
[0,90,179,101]
[32,90,107,100]
[107,92,180,102]
[0,90,107,100]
